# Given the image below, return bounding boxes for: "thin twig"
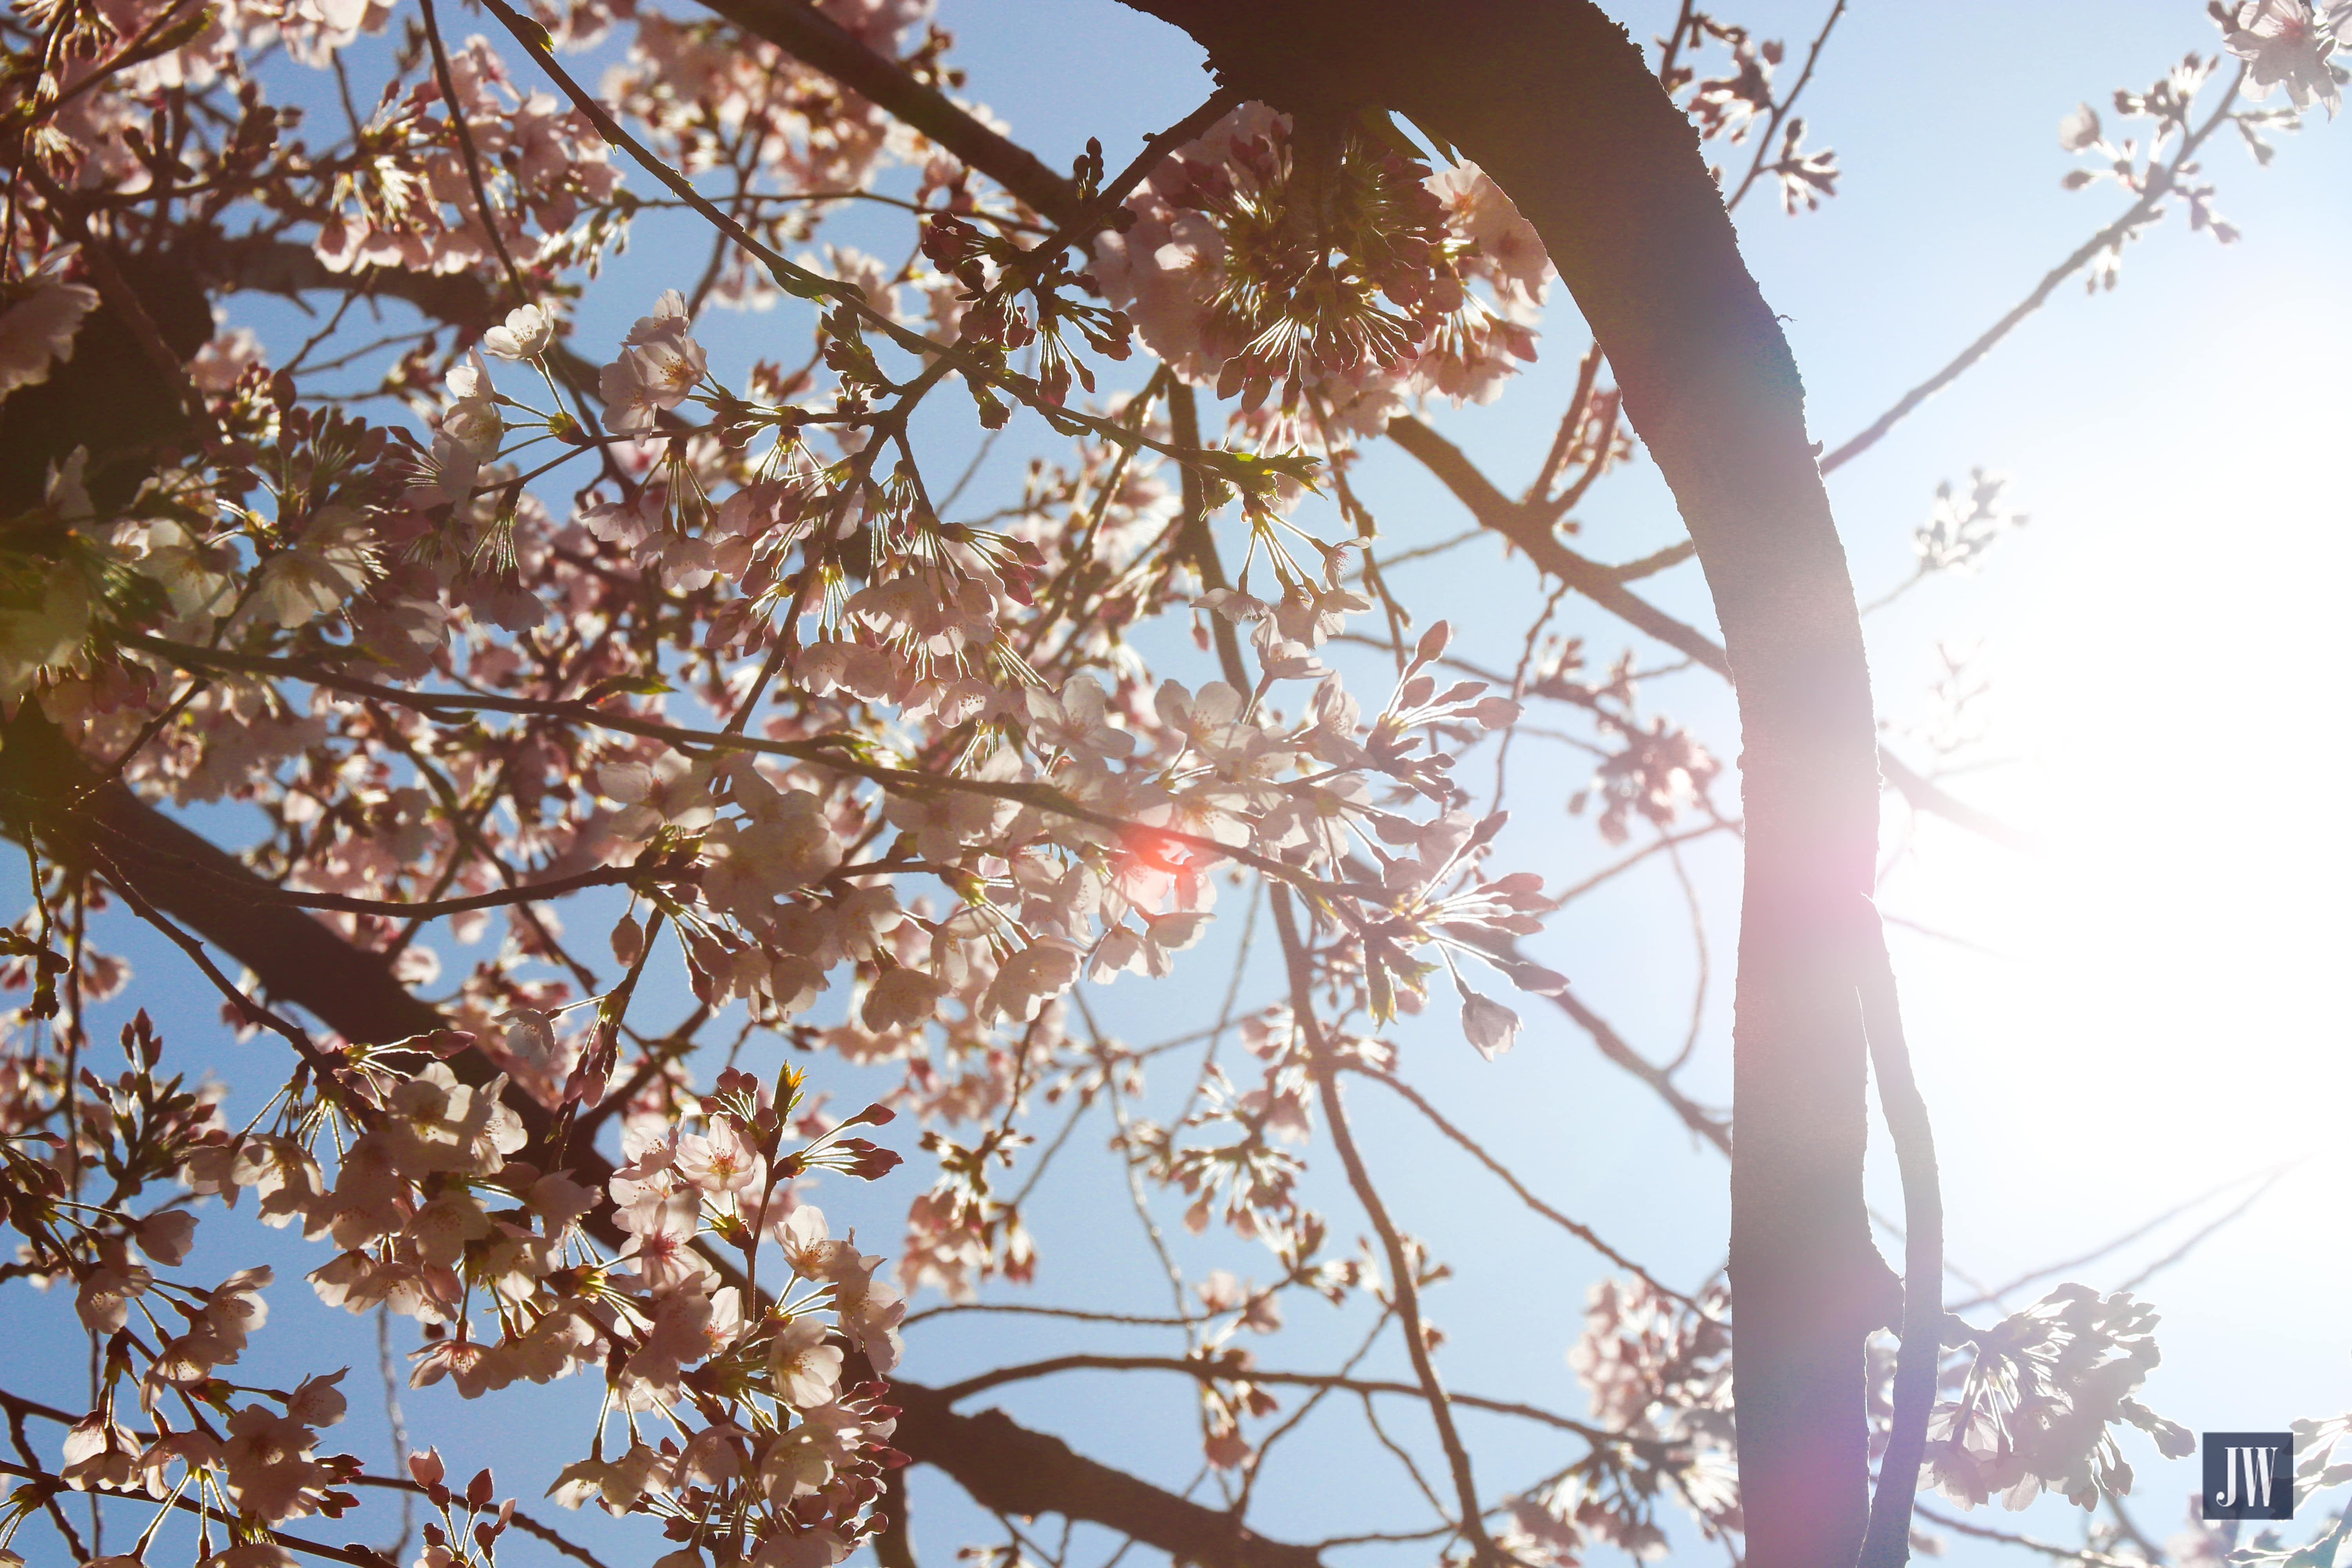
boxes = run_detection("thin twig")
[73,678,209,801]
[0,1457,383,1567]
[418,0,530,308]
[1352,1064,1711,1314]
[1723,0,1850,212]
[928,1352,1647,1450]
[1915,1503,2143,1568]
[2112,1165,2293,1294]
[85,841,336,1075]
[1269,887,1512,1568]
[904,1301,1197,1330]
[1952,1161,2299,1311]
[1818,64,2248,474]
[1383,413,2039,853]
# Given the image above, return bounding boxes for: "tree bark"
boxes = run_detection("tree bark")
[1111,5,1893,1565]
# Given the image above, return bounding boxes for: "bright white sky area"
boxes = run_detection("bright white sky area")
[12,3,2350,1567]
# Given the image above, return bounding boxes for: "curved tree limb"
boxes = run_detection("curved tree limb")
[888,1385,1319,1568]
[1178,383,1497,1563]
[1108,7,1906,1565]
[0,1457,392,1568]
[1383,412,1732,674]
[695,0,1084,223]
[1854,898,1942,1568]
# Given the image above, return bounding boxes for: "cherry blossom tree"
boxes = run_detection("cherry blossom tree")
[0,3,2345,1568]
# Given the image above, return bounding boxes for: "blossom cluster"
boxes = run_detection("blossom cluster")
[1498,1276,1739,1564]
[8,1001,911,1564]
[1092,104,1550,442]
[316,34,623,279]
[1917,1284,2194,1512]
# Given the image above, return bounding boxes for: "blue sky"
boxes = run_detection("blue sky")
[13,3,2352,1566]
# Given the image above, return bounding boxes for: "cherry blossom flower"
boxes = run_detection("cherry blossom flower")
[2223,0,2352,113]
[0,259,99,397]
[776,1204,848,1279]
[2058,102,2103,151]
[250,506,375,628]
[978,938,1082,1024]
[1094,103,1548,431]
[60,1412,141,1490]
[862,964,945,1032]
[616,1201,715,1295]
[1457,984,1522,1059]
[600,753,719,839]
[552,1441,675,1514]
[136,1430,225,1501]
[1027,673,1136,760]
[678,1120,766,1193]
[133,1209,196,1264]
[758,1408,864,1503]
[219,1404,327,1520]
[769,1315,846,1408]
[483,301,556,359]
[602,289,709,433]
[701,788,842,911]
[441,352,505,456]
[76,1241,152,1332]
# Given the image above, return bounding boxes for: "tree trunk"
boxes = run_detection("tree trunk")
[1114,5,1891,1565]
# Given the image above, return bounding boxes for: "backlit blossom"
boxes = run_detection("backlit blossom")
[603,289,708,433]
[0,262,99,397]
[250,506,374,628]
[2223,0,2352,113]
[483,301,555,359]
[769,1315,844,1408]
[601,753,719,839]
[1094,103,1547,434]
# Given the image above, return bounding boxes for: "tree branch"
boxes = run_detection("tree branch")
[0,709,1325,1568]
[1270,886,1504,1568]
[1351,1063,1713,1314]
[1817,64,2247,475]
[927,1353,1651,1451]
[1385,413,1730,674]
[1855,899,1941,1568]
[0,1455,393,1568]
[1915,1504,2144,1568]
[1385,412,2034,854]
[692,0,1085,224]
[124,633,1378,911]
[889,1384,1321,1568]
